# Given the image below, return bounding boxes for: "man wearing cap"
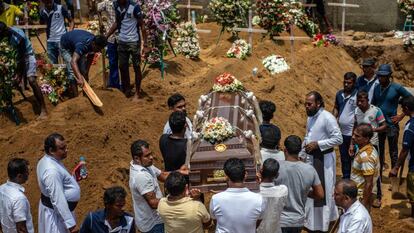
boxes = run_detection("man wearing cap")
[357,58,378,103]
[372,64,412,173]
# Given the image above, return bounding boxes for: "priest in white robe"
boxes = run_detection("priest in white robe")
[301,91,343,232]
[37,133,81,233]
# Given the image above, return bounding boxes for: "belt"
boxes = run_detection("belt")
[321,148,334,155]
[41,193,78,212]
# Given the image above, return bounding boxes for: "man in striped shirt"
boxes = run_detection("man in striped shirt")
[350,124,380,212]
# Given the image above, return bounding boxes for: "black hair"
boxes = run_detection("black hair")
[337,179,358,199]
[167,93,185,108]
[344,72,357,82]
[307,91,325,108]
[165,171,187,196]
[284,135,302,155]
[355,123,374,140]
[357,90,369,100]
[223,158,245,183]
[261,158,279,180]
[260,126,280,149]
[7,158,29,180]
[44,133,65,154]
[103,186,127,205]
[400,96,414,112]
[94,35,107,49]
[130,140,149,158]
[259,100,276,122]
[169,111,186,134]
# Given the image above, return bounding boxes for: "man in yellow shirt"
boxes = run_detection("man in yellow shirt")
[0,1,23,26]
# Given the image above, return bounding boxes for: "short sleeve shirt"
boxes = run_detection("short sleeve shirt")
[159,134,187,171]
[354,105,385,146]
[335,89,358,136]
[0,181,34,233]
[10,27,33,55]
[40,4,71,42]
[114,2,142,42]
[129,162,163,232]
[403,117,414,172]
[60,30,95,56]
[0,3,23,26]
[351,144,380,196]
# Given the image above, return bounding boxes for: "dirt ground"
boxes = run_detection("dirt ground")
[1,23,414,232]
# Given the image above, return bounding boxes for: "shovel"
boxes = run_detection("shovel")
[82,78,103,107]
[391,160,407,200]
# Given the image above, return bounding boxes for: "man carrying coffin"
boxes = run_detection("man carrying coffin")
[301,91,343,232]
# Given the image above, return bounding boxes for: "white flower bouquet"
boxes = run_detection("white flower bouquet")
[174,22,200,59]
[212,72,244,92]
[226,39,251,60]
[201,117,235,144]
[262,55,290,75]
[397,0,414,14]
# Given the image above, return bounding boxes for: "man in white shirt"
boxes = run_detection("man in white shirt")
[210,158,266,233]
[129,140,188,233]
[37,133,81,233]
[301,91,343,232]
[335,179,372,233]
[0,158,34,233]
[257,158,288,233]
[163,93,193,138]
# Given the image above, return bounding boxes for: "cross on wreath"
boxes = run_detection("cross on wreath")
[177,0,204,22]
[233,9,267,52]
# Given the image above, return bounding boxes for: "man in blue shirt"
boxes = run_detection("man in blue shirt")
[40,0,74,64]
[80,186,135,233]
[356,58,378,103]
[106,0,146,101]
[333,72,358,179]
[372,64,412,172]
[389,96,414,217]
[60,30,107,97]
[0,21,48,119]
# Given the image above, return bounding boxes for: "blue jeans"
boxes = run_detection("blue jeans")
[61,48,92,83]
[107,42,120,88]
[144,224,164,233]
[339,135,353,179]
[47,41,60,64]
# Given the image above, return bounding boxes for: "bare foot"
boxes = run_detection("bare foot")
[37,111,48,120]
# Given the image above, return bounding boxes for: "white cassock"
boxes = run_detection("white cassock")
[301,109,343,232]
[37,155,81,233]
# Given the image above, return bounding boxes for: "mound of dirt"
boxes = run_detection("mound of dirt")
[1,23,413,232]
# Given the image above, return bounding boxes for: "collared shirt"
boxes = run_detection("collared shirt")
[60,29,95,56]
[163,117,193,139]
[257,183,288,233]
[354,104,385,146]
[337,200,372,233]
[403,117,414,172]
[351,144,380,196]
[372,82,412,126]
[114,1,142,43]
[36,154,81,229]
[97,0,117,44]
[210,187,266,233]
[0,181,34,233]
[158,197,210,233]
[10,27,34,56]
[40,3,71,42]
[129,161,163,232]
[79,209,135,233]
[0,3,23,26]
[357,75,379,103]
[260,148,285,162]
[335,89,358,136]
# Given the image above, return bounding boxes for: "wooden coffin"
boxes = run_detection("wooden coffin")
[188,91,262,193]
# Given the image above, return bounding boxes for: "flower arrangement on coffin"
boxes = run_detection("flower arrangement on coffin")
[226,39,251,60]
[37,59,67,105]
[19,2,40,22]
[262,55,290,75]
[201,117,235,144]
[86,21,100,35]
[0,39,17,108]
[212,72,244,92]
[256,0,319,37]
[139,0,180,64]
[173,22,200,59]
[397,0,414,15]
[209,0,251,35]
[312,33,339,47]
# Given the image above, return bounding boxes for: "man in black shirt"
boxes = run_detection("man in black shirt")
[159,111,187,172]
[259,100,282,147]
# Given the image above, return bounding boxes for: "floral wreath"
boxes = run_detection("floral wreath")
[397,0,414,15]
[173,22,200,59]
[212,73,244,92]
[226,39,251,60]
[201,117,235,144]
[262,55,290,75]
[209,0,251,35]
[0,39,17,108]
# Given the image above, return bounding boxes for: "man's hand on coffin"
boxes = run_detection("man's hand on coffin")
[188,188,201,200]
[178,164,189,175]
[304,141,319,154]
[256,172,262,183]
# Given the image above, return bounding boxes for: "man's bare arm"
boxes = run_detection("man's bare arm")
[70,52,84,86]
[15,221,28,233]
[362,174,374,210]
[143,191,160,209]
[308,184,325,200]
